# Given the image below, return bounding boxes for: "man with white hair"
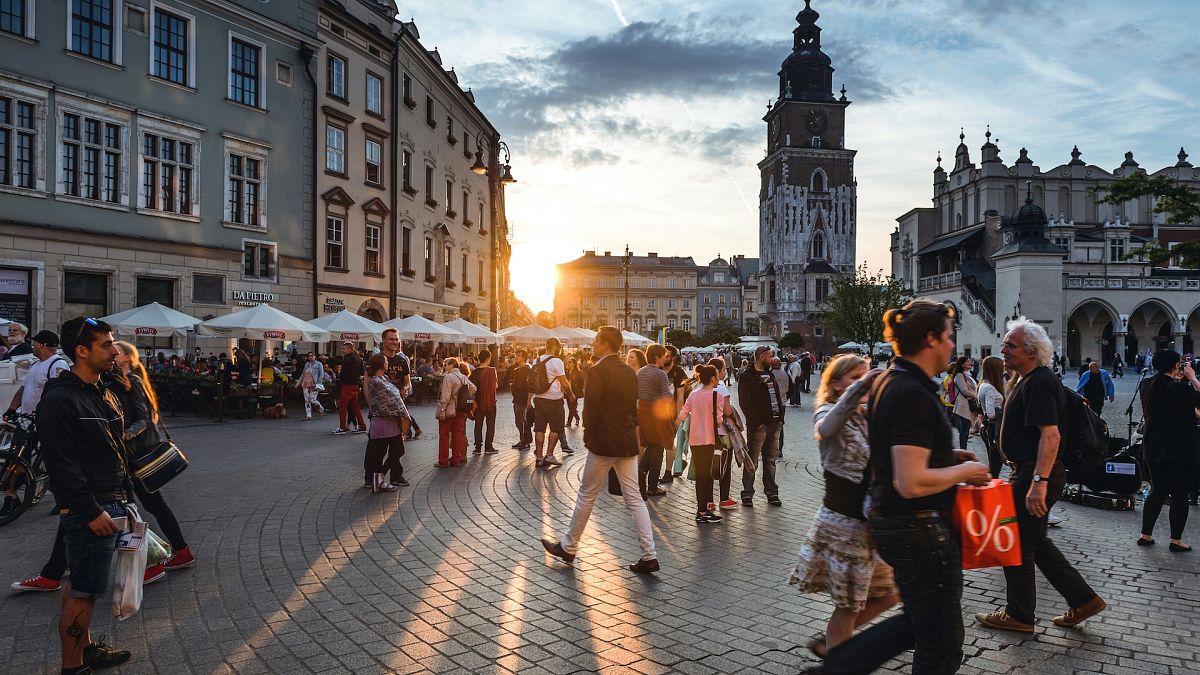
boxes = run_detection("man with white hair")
[2,322,32,360]
[976,318,1105,634]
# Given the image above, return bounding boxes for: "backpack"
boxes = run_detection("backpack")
[530,356,553,395]
[1060,386,1108,476]
[455,377,475,414]
[941,374,957,406]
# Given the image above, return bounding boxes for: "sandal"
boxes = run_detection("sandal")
[806,635,827,659]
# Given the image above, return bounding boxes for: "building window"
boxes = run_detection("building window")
[1109,238,1126,262]
[225,142,265,228]
[242,240,275,280]
[444,245,452,284]
[401,226,412,273]
[685,277,692,288]
[445,179,453,212]
[714,272,724,283]
[462,189,469,223]
[477,259,485,293]
[811,230,827,260]
[71,0,117,62]
[669,319,676,330]
[365,138,381,184]
[424,165,434,200]
[325,124,345,174]
[0,95,36,190]
[718,293,726,304]
[683,299,690,309]
[192,274,224,304]
[152,7,190,86]
[228,36,262,108]
[365,221,381,274]
[64,270,108,317]
[366,72,382,115]
[2,0,29,37]
[682,318,690,331]
[327,54,345,99]
[703,308,711,320]
[61,112,123,203]
[446,116,454,138]
[325,215,344,269]
[425,96,435,127]
[401,148,413,190]
[632,319,640,331]
[647,299,656,309]
[731,308,738,320]
[136,276,173,308]
[401,73,412,104]
[647,319,655,332]
[140,132,196,215]
[814,278,830,304]
[632,278,640,289]
[647,277,656,289]
[814,325,824,337]
[718,307,726,318]
[423,236,433,278]
[667,299,676,309]
[276,61,292,86]
[461,251,468,289]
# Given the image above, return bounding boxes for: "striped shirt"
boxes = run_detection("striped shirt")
[637,365,673,401]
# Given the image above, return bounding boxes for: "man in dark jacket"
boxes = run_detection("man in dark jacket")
[39,317,132,673]
[470,349,499,453]
[541,326,659,573]
[738,345,787,506]
[509,351,533,450]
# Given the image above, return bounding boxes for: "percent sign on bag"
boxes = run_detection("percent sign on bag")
[953,479,1023,570]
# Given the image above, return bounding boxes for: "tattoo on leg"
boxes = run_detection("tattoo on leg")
[66,609,86,647]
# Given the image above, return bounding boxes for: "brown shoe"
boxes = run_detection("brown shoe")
[975,610,1035,633]
[628,558,660,574]
[540,538,575,563]
[645,486,667,497]
[1052,596,1106,627]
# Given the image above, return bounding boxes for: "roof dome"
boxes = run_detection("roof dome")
[708,256,731,268]
[1012,191,1046,228]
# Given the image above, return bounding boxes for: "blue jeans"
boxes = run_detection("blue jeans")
[62,502,125,599]
[822,513,964,675]
[741,420,782,500]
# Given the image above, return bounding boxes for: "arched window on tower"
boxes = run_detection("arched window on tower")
[1004,185,1017,215]
[811,230,827,260]
[1059,186,1071,220]
[767,175,775,198]
[811,169,827,193]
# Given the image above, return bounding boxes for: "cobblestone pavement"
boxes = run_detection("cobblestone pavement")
[1,372,1197,674]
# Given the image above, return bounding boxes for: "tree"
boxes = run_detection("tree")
[535,311,556,328]
[743,317,760,336]
[1098,173,1200,267]
[701,317,743,346]
[666,329,699,348]
[778,332,805,349]
[824,265,912,355]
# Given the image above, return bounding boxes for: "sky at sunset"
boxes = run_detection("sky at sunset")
[401,0,1200,313]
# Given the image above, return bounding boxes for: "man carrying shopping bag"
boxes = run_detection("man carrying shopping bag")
[38,317,134,673]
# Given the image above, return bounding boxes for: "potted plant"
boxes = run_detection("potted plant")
[425,197,438,209]
[446,209,457,219]
[447,134,458,146]
[424,274,437,284]
[402,268,417,278]
[402,183,418,196]
[464,218,474,227]
[480,289,488,297]
[446,280,457,289]
[462,285,472,293]
[403,95,417,110]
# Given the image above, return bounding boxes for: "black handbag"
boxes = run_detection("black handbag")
[131,420,189,493]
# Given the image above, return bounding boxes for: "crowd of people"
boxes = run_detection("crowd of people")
[4,303,1199,674]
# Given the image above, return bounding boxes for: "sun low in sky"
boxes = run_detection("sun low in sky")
[404,0,1199,313]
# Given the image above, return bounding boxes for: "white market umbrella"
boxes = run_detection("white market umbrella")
[501,324,558,344]
[551,325,590,346]
[307,310,387,342]
[197,304,330,342]
[837,341,865,350]
[441,318,500,345]
[100,302,200,338]
[382,315,463,342]
[621,330,654,347]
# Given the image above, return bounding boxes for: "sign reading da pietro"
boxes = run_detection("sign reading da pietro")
[233,290,277,307]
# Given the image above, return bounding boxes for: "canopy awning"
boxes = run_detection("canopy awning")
[382,315,463,341]
[915,224,985,256]
[440,318,500,344]
[100,302,200,338]
[197,305,330,342]
[306,310,388,342]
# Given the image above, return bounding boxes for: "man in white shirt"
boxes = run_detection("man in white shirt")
[784,354,803,406]
[531,338,574,467]
[5,330,70,418]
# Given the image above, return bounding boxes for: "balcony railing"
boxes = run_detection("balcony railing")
[1064,276,1200,291]
[960,286,995,333]
[918,271,961,291]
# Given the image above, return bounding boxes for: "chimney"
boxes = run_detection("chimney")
[603,251,611,256]
[583,250,596,256]
[647,252,658,258]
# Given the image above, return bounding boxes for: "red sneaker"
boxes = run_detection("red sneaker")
[9,575,61,592]
[719,499,738,509]
[144,563,166,585]
[163,546,195,571]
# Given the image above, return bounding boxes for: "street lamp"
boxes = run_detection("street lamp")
[472,139,517,184]
[622,245,631,332]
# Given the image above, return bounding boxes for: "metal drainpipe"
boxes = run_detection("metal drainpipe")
[300,46,319,325]
[388,30,402,320]
[489,132,501,332]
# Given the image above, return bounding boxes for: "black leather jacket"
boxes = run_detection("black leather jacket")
[37,371,130,521]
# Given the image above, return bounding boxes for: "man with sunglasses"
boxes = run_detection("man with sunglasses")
[738,345,788,506]
[38,317,132,673]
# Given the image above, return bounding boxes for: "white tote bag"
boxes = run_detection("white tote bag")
[112,504,147,621]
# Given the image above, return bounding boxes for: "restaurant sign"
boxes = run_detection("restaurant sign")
[233,290,277,307]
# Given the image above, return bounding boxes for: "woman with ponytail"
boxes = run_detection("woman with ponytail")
[1137,350,1200,552]
[112,342,195,575]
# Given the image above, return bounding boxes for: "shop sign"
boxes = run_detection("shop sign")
[134,327,159,336]
[263,330,286,339]
[414,332,432,340]
[0,268,32,328]
[338,332,362,341]
[232,290,277,306]
[323,296,347,314]
[0,269,29,295]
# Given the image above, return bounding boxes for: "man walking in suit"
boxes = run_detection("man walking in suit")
[541,326,660,573]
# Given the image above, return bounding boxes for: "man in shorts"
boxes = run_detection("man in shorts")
[531,338,573,467]
[39,317,132,673]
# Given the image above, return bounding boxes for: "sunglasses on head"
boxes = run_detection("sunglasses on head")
[74,317,98,346]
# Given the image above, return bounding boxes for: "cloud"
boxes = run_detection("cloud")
[569,148,622,167]
[464,15,891,142]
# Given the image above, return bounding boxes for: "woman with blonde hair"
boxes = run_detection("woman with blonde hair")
[435,356,476,468]
[976,355,1008,477]
[790,353,898,657]
[111,341,194,576]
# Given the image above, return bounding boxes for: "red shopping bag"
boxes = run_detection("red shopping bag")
[952,479,1022,570]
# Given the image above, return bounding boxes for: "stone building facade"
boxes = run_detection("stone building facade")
[756,1,857,353]
[695,257,744,336]
[554,251,697,335]
[0,0,318,346]
[893,133,1200,364]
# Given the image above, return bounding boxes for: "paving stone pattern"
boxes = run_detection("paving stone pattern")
[0,372,1197,674]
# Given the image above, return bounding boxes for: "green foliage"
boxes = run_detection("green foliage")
[535,311,556,328]
[701,317,743,346]
[743,317,760,336]
[1097,173,1200,268]
[824,265,912,355]
[666,329,699,348]
[778,332,805,349]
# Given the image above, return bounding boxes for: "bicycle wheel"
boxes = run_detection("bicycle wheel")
[0,450,35,527]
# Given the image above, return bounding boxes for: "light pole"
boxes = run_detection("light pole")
[622,245,631,332]
[471,139,516,331]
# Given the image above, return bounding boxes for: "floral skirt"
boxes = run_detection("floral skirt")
[789,506,896,612]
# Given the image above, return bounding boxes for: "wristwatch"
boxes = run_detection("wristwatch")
[1032,474,1045,483]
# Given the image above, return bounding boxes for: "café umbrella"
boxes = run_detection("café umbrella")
[441,318,500,345]
[381,314,463,342]
[100,302,201,338]
[306,310,387,342]
[500,324,558,344]
[197,304,330,342]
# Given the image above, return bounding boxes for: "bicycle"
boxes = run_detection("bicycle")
[0,413,49,527]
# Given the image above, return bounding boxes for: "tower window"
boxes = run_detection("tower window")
[811,136,822,148]
[811,169,826,193]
